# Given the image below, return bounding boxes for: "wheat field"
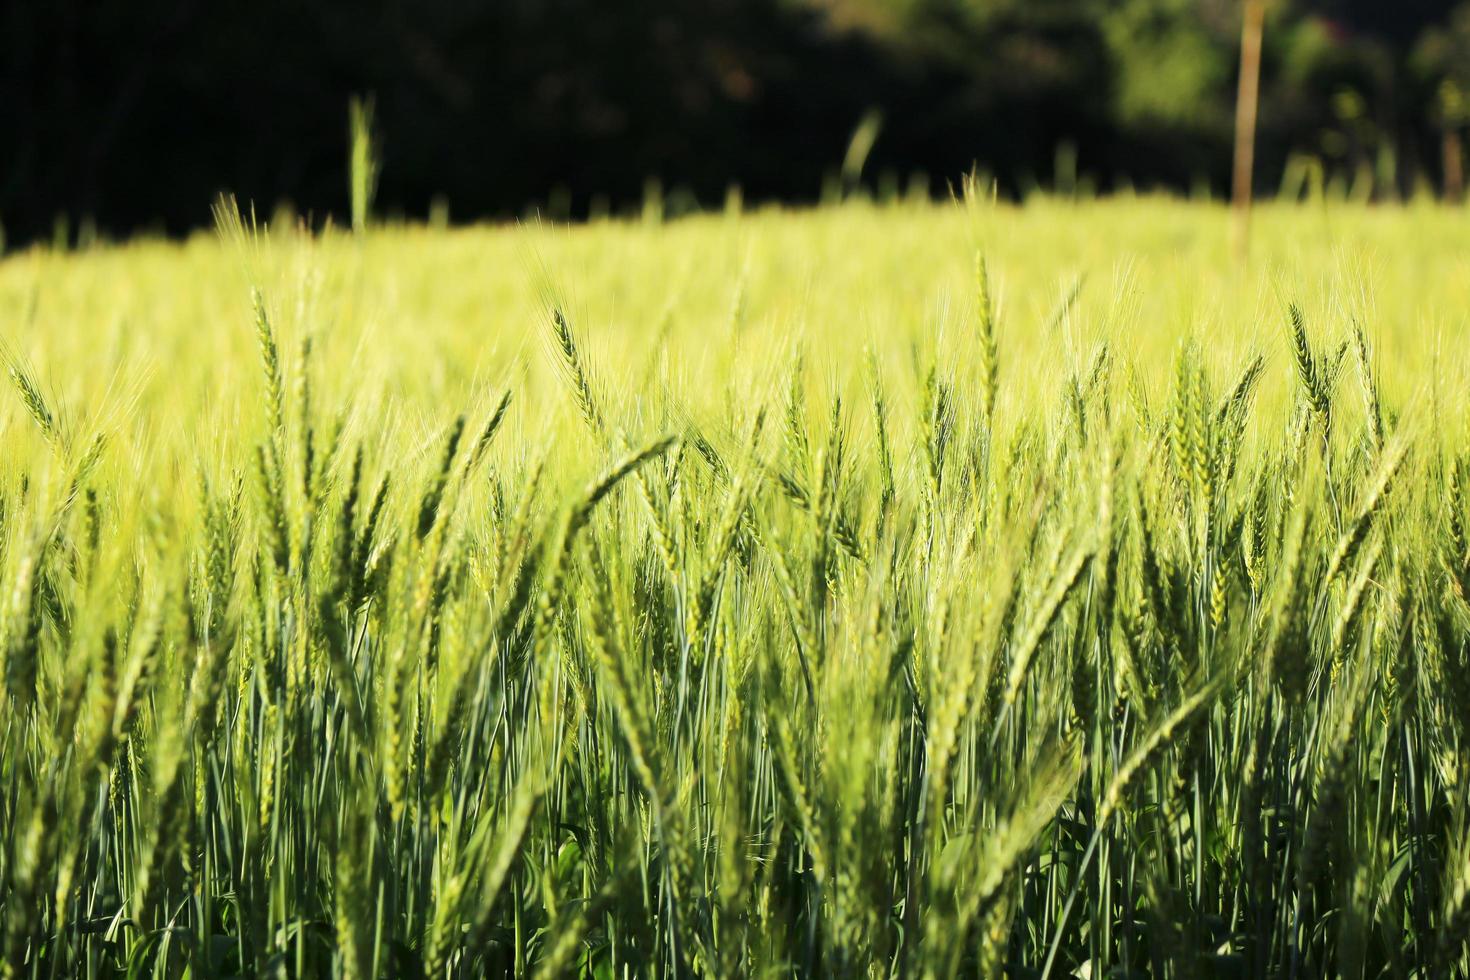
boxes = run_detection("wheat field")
[3,195,1470,977]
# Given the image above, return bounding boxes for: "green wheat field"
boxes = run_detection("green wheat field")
[4,194,1470,977]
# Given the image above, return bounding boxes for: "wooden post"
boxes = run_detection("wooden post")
[1447,129,1465,204]
[1232,0,1266,258]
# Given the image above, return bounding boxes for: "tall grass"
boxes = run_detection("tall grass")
[1,195,1469,976]
[349,96,379,236]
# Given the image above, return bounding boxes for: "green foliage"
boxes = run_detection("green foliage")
[2,196,1470,977]
[349,95,380,235]
[1100,0,1234,129]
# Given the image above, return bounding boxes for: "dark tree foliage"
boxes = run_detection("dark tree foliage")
[0,0,1466,245]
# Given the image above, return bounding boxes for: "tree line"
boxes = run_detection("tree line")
[2,0,1469,245]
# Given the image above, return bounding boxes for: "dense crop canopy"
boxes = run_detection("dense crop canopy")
[1,197,1469,976]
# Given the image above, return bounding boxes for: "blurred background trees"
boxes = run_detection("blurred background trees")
[2,0,1468,244]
